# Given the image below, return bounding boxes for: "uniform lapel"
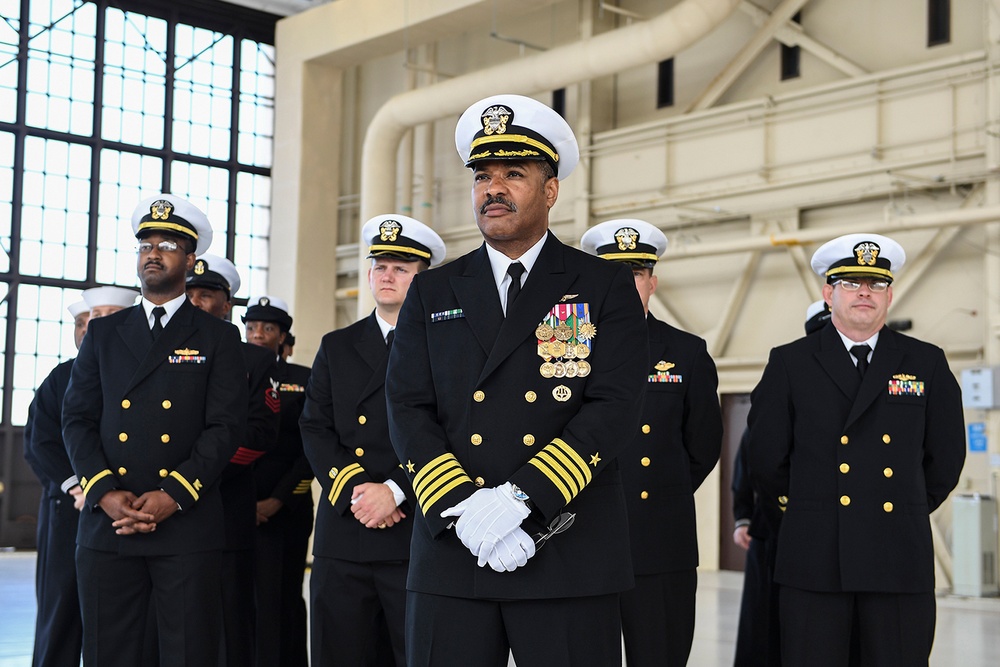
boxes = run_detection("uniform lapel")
[814,323,861,401]
[355,313,390,404]
[452,245,504,355]
[118,305,153,363]
[123,299,198,394]
[844,326,902,429]
[646,313,667,368]
[478,234,576,384]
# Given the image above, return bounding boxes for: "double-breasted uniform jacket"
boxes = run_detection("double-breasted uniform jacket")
[253,358,314,507]
[386,232,648,600]
[62,300,248,555]
[748,323,966,593]
[301,312,415,561]
[220,342,280,551]
[622,314,722,575]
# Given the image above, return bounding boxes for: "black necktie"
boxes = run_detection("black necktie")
[385,329,394,350]
[850,344,871,378]
[505,262,525,315]
[151,306,166,340]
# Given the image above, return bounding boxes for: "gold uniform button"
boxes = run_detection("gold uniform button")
[524,391,537,403]
[840,463,850,474]
[159,469,168,478]
[161,400,171,409]
[883,502,894,512]
[119,432,128,442]
[471,434,483,446]
[882,434,891,444]
[355,448,365,457]
[641,424,651,434]
[161,434,170,443]
[522,434,535,446]
[883,467,893,478]
[473,391,485,402]
[121,399,131,409]
[118,467,127,476]
[328,467,338,479]
[358,415,367,425]
[840,495,851,506]
[641,457,651,467]
[778,495,788,505]
[640,491,649,500]
[840,435,849,445]
[474,477,485,487]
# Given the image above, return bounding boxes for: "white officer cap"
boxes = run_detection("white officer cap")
[67,300,89,318]
[804,299,831,335]
[242,295,292,331]
[187,254,241,298]
[131,193,213,256]
[580,219,667,269]
[82,286,140,310]
[362,214,447,267]
[810,233,905,284]
[455,94,579,180]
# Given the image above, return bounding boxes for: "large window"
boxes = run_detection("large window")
[0,0,277,427]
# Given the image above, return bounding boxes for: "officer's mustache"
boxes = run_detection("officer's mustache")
[480,194,517,215]
[143,260,163,270]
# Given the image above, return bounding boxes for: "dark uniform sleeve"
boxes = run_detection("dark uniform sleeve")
[747,347,793,532]
[24,364,77,491]
[230,347,280,467]
[62,329,113,507]
[731,428,754,523]
[922,347,966,512]
[684,339,723,491]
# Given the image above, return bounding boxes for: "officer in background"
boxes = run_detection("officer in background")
[386,94,648,666]
[581,219,722,667]
[748,233,966,666]
[186,255,281,666]
[301,214,446,667]
[732,299,830,667]
[62,194,248,667]
[243,296,313,667]
[280,333,295,362]
[24,286,137,667]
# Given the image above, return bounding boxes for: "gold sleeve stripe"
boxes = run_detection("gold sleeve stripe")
[545,442,589,490]
[329,463,364,505]
[170,471,200,501]
[529,456,573,504]
[549,438,593,485]
[413,453,458,489]
[416,466,468,510]
[421,475,473,513]
[81,469,112,497]
[293,480,312,495]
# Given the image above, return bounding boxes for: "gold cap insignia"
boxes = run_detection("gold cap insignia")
[379,219,402,242]
[193,259,206,275]
[174,348,199,355]
[259,296,269,307]
[614,227,639,252]
[655,360,675,372]
[481,104,512,136]
[150,199,173,220]
[892,373,916,381]
[854,241,880,266]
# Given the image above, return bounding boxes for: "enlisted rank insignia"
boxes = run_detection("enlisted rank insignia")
[193,259,206,275]
[265,378,280,413]
[854,241,880,266]
[431,308,464,322]
[536,303,594,380]
[614,227,639,251]
[169,349,206,364]
[888,375,924,396]
[150,199,173,220]
[649,360,682,383]
[482,104,512,135]
[379,218,402,242]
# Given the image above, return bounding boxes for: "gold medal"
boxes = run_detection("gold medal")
[535,323,554,340]
[564,361,579,378]
[553,362,566,378]
[552,385,572,402]
[549,340,567,358]
[577,322,597,341]
[537,342,552,359]
[577,360,592,377]
[554,324,573,341]
[563,345,577,360]
[540,362,556,378]
[575,343,591,359]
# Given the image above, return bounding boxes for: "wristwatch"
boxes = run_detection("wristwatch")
[510,484,530,503]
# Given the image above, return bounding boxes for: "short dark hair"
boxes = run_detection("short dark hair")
[539,161,556,180]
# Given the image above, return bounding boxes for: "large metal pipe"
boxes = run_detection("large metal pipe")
[357,0,742,314]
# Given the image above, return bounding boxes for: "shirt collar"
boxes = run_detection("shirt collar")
[141,292,187,329]
[835,327,880,354]
[485,232,548,293]
[374,311,394,342]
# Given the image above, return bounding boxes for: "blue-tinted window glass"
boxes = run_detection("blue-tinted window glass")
[173,25,232,161]
[0,2,20,123]
[170,161,230,256]
[95,149,162,286]
[234,171,270,299]
[101,9,166,147]
[238,39,274,169]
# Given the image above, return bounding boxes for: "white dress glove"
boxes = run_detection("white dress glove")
[441,482,530,557]
[482,527,536,572]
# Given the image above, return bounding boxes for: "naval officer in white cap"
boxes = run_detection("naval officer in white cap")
[748,232,965,666]
[581,219,722,667]
[62,193,247,667]
[386,94,648,666]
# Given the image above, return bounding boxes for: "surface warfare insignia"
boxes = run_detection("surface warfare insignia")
[615,227,639,252]
[265,378,280,413]
[650,360,681,383]
[888,374,924,396]
[194,259,206,275]
[536,303,594,380]
[482,105,512,136]
[150,199,173,220]
[559,294,579,303]
[169,349,206,364]
[854,241,880,266]
[379,219,402,242]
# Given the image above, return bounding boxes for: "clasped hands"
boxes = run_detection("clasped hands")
[441,482,535,573]
[99,489,179,535]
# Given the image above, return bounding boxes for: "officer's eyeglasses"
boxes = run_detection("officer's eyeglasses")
[533,512,575,551]
[136,240,181,254]
[832,278,890,293]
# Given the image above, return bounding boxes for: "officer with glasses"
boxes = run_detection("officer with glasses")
[747,233,966,666]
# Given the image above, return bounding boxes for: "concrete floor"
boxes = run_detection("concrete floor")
[2,549,998,666]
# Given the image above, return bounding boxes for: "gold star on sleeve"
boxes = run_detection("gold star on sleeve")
[406,460,416,474]
[589,452,602,467]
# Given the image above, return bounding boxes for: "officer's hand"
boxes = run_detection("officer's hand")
[441,483,530,557]
[256,498,283,525]
[98,489,151,522]
[481,527,536,572]
[128,490,178,528]
[733,525,751,551]
[69,485,85,511]
[351,482,400,528]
